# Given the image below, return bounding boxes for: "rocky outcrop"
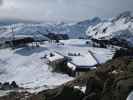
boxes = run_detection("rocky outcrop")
[86,11,133,48]
[113,48,133,59]
[0,81,19,90]
[66,56,133,100]
[0,91,31,100]
[28,85,84,100]
[84,57,133,100]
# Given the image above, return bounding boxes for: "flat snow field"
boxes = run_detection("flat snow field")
[0,39,114,92]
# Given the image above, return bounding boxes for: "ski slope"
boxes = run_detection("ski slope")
[0,47,73,90]
[0,39,114,92]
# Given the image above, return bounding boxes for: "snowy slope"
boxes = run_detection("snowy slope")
[86,11,133,45]
[0,39,113,91]
[0,23,54,38]
[52,17,101,38]
[0,47,73,89]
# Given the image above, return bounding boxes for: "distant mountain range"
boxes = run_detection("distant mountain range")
[0,17,101,38]
[0,11,133,45]
[0,19,40,26]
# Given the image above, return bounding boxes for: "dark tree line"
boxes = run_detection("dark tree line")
[91,38,131,48]
[45,33,69,40]
[113,48,133,59]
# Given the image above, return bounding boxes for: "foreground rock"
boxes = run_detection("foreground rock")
[66,56,133,100]
[0,91,31,100]
[0,56,133,100]
[0,85,84,100]
[28,85,84,100]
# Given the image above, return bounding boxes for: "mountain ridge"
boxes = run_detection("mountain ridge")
[0,17,101,38]
[86,11,133,46]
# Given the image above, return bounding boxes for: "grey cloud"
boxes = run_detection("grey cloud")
[0,0,133,22]
[0,0,3,5]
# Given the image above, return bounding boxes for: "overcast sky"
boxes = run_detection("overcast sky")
[0,0,133,22]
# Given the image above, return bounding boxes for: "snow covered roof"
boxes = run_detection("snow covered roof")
[67,62,76,70]
[67,53,97,71]
[47,52,65,62]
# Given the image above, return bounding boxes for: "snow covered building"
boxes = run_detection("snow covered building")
[67,52,98,77]
[47,52,69,72]
[47,52,66,64]
[46,51,99,77]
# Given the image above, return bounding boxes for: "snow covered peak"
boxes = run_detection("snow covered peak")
[86,11,133,47]
[117,11,132,18]
[112,11,132,21]
[86,11,133,43]
[77,17,101,26]
[91,17,101,23]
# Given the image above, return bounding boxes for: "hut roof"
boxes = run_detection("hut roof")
[47,52,65,62]
[67,52,97,71]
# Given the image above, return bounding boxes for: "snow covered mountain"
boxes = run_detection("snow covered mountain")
[51,17,101,38]
[0,17,101,39]
[86,11,133,46]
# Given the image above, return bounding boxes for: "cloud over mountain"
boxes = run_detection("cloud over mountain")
[0,0,133,22]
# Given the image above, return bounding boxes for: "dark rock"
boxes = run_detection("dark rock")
[113,48,133,59]
[85,77,103,95]
[0,91,31,100]
[83,92,97,100]
[1,57,133,100]
[68,57,133,100]
[10,81,19,88]
[1,82,11,90]
[29,85,84,100]
[99,57,133,100]
[0,82,2,86]
[0,82,2,89]
[45,85,84,100]
[84,77,103,100]
[112,73,133,100]
[0,81,19,90]
[127,61,133,72]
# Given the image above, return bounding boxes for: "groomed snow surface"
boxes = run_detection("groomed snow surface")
[0,39,114,92]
